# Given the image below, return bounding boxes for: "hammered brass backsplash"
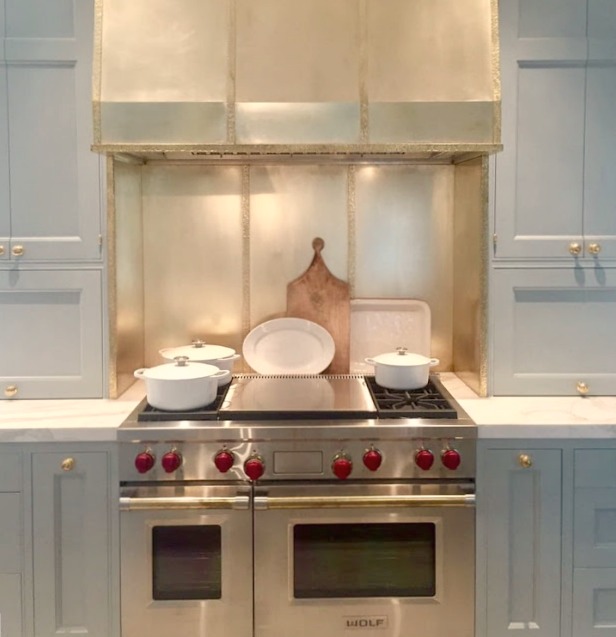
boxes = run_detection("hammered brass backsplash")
[110,159,486,395]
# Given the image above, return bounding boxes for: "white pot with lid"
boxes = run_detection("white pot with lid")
[365,347,439,390]
[134,357,231,411]
[159,340,240,385]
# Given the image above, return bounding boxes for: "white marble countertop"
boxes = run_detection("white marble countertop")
[0,374,615,443]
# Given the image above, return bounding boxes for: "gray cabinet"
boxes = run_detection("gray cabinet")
[491,268,616,395]
[478,445,562,637]
[0,269,104,399]
[0,0,102,262]
[572,449,616,636]
[31,449,115,637]
[0,451,23,636]
[495,0,616,261]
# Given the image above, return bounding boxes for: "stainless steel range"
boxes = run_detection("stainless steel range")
[118,374,476,637]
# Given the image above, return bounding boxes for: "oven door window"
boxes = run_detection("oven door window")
[293,523,435,598]
[152,525,222,600]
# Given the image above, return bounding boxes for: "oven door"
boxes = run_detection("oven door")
[253,482,475,637]
[119,484,252,637]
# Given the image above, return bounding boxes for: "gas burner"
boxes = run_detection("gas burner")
[364,376,458,419]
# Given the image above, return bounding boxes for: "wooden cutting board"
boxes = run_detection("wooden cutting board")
[286,237,350,373]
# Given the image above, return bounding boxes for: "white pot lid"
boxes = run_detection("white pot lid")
[138,358,221,380]
[369,347,431,367]
[159,340,237,362]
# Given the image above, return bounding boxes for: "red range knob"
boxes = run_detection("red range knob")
[332,455,353,480]
[161,450,183,473]
[134,451,155,474]
[214,450,235,473]
[441,449,461,471]
[244,456,265,481]
[363,448,382,472]
[415,449,435,471]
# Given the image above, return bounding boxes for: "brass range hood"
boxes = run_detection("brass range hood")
[92,0,501,162]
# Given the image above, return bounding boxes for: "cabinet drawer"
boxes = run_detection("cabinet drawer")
[0,493,21,572]
[573,568,616,636]
[0,451,21,491]
[575,489,616,567]
[575,450,616,487]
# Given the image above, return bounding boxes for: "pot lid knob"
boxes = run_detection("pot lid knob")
[396,347,408,356]
[191,339,206,348]
[173,356,190,366]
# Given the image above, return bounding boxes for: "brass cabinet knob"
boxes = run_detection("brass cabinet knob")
[61,458,75,472]
[11,245,25,257]
[588,243,602,256]
[576,381,589,396]
[0,245,5,256]
[519,453,533,469]
[568,242,582,256]
[4,385,18,398]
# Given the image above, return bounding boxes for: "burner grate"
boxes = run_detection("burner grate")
[365,376,458,419]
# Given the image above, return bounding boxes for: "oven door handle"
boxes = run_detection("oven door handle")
[119,495,250,511]
[253,493,475,510]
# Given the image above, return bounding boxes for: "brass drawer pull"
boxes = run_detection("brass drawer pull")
[61,458,75,472]
[588,243,601,256]
[576,381,589,396]
[11,245,25,257]
[4,385,18,398]
[0,245,5,256]
[519,454,533,469]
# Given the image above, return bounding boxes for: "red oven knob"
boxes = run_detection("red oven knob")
[134,451,155,474]
[441,449,461,471]
[214,450,235,473]
[332,455,353,480]
[161,450,183,473]
[244,456,265,481]
[415,449,435,471]
[363,448,382,472]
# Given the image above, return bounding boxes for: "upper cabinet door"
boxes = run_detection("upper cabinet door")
[0,2,10,262]
[583,0,616,260]
[4,0,102,262]
[495,0,587,260]
[496,0,616,262]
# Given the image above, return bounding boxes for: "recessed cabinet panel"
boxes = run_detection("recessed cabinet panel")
[518,0,587,37]
[250,165,348,329]
[575,490,616,567]
[142,165,243,367]
[6,0,73,37]
[32,451,110,636]
[483,448,562,637]
[491,268,616,395]
[495,65,585,258]
[0,270,103,398]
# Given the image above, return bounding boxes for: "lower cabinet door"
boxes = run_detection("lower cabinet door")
[482,448,562,636]
[0,269,104,399]
[0,574,23,636]
[32,452,111,637]
[491,268,616,395]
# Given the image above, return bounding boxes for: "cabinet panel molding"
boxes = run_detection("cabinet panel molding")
[484,448,562,636]
[32,451,111,637]
[575,489,616,567]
